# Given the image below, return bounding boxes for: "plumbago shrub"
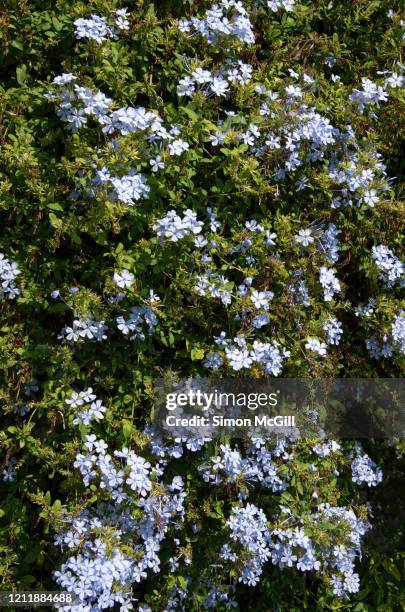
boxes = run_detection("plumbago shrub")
[0,0,405,610]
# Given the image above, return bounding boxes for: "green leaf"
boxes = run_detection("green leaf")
[16,64,27,85]
[122,419,134,441]
[47,202,64,212]
[190,348,205,361]
[52,16,63,31]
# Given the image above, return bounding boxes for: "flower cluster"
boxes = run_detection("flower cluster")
[371,244,404,287]
[51,393,383,611]
[366,334,394,359]
[219,498,370,599]
[47,78,190,168]
[179,0,255,45]
[116,306,158,340]
[195,272,233,306]
[66,388,107,426]
[354,298,377,318]
[0,252,20,299]
[58,318,108,343]
[323,317,343,345]
[103,105,159,136]
[74,9,129,43]
[200,442,285,492]
[92,167,150,206]
[351,450,383,487]
[319,267,341,301]
[319,223,341,264]
[46,76,112,131]
[288,275,311,307]
[313,440,341,457]
[267,0,295,11]
[349,78,388,112]
[305,337,328,356]
[391,311,405,354]
[270,504,369,598]
[329,150,389,209]
[55,424,187,610]
[153,209,203,242]
[177,60,253,98]
[222,503,272,586]
[365,308,405,359]
[201,74,391,212]
[205,334,291,375]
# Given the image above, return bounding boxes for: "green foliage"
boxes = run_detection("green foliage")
[0,0,404,609]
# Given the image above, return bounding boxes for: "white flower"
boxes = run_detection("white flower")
[168,139,189,156]
[250,290,274,310]
[295,228,314,246]
[113,269,134,289]
[305,337,327,356]
[386,73,403,88]
[362,188,379,207]
[319,267,341,301]
[210,77,229,97]
[150,155,165,172]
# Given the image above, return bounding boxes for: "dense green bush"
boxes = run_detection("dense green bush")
[0,1,404,610]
